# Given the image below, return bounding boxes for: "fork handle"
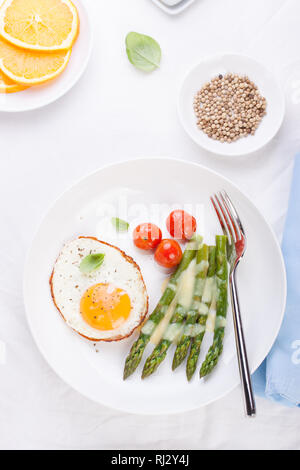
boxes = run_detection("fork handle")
[230,270,256,417]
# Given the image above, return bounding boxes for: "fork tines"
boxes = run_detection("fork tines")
[210,191,244,243]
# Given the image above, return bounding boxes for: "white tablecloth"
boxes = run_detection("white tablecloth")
[0,0,299,450]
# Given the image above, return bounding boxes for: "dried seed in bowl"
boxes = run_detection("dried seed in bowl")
[193,73,267,143]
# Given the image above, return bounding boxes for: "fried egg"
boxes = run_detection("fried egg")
[50,236,148,341]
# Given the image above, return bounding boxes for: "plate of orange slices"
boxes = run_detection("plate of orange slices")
[0,0,92,112]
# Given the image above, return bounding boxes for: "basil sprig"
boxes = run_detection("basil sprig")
[126,32,161,72]
[79,253,105,274]
[111,217,129,232]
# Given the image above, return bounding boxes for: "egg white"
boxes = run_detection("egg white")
[50,237,148,341]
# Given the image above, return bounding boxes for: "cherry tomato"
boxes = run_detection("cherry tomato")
[166,210,197,240]
[154,239,182,269]
[133,223,162,250]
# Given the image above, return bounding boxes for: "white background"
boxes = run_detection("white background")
[0,0,300,450]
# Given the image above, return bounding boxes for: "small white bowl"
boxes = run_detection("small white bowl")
[151,0,195,15]
[178,54,285,156]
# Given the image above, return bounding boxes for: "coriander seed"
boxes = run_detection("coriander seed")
[193,73,267,143]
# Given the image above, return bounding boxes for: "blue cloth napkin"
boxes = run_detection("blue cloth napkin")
[253,155,300,407]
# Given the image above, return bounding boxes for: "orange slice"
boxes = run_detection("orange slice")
[0,36,71,85]
[0,69,27,92]
[0,0,79,51]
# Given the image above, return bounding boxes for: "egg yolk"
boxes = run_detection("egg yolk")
[80,283,131,331]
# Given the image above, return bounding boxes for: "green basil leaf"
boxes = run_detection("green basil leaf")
[111,217,130,232]
[126,32,161,72]
[79,253,105,274]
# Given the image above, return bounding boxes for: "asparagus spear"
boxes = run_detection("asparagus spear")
[123,235,200,379]
[142,237,202,379]
[142,302,190,379]
[200,235,228,378]
[186,246,216,381]
[172,244,209,370]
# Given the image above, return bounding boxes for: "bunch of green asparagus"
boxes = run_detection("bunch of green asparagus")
[123,234,228,381]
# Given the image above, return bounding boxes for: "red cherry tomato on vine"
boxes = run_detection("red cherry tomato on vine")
[166,210,197,240]
[133,223,162,250]
[154,239,182,269]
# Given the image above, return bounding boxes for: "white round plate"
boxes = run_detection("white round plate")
[178,54,285,156]
[23,158,286,414]
[0,0,92,113]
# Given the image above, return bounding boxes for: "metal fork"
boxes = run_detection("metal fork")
[211,190,256,417]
